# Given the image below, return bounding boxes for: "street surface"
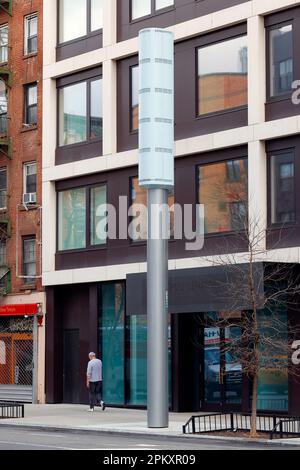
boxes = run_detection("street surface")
[0,428,298,450]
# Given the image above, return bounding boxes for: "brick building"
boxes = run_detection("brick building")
[0,0,45,403]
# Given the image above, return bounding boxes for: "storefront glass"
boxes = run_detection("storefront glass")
[99,282,172,407]
[100,283,125,405]
[257,307,289,411]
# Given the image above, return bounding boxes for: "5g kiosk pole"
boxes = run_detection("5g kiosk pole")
[138,28,174,429]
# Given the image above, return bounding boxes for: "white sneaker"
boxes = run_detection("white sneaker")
[87,408,94,412]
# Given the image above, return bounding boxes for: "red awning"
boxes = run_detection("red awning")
[0,304,39,317]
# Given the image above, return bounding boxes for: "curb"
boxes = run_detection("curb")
[0,422,299,447]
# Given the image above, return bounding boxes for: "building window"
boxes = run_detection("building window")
[0,168,7,210]
[197,35,248,116]
[99,282,125,405]
[270,151,295,225]
[24,83,37,125]
[90,185,107,246]
[131,0,174,21]
[59,0,103,44]
[0,24,8,63]
[0,240,6,266]
[23,238,36,284]
[130,65,139,132]
[0,79,7,135]
[58,184,106,251]
[268,24,293,98]
[24,13,37,55]
[130,176,174,242]
[23,162,37,204]
[198,159,248,234]
[58,77,102,147]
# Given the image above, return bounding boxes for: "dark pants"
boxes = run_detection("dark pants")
[89,381,102,409]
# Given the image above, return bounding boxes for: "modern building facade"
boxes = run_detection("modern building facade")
[43,0,300,414]
[0,0,45,404]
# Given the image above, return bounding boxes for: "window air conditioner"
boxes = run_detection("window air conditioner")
[23,193,37,205]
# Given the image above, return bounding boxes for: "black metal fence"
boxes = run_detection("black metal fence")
[0,402,24,419]
[183,413,300,440]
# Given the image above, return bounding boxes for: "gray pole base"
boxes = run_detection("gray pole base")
[147,188,169,429]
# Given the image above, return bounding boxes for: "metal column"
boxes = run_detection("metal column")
[147,188,169,428]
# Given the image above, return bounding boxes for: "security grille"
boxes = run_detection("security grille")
[0,317,33,388]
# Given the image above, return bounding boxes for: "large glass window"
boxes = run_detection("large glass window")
[257,307,288,412]
[130,176,174,242]
[59,0,87,43]
[130,65,139,132]
[128,315,147,406]
[91,0,103,32]
[100,283,125,405]
[269,24,293,97]
[59,82,87,146]
[131,0,174,20]
[58,184,107,251]
[155,0,174,10]
[270,151,295,225]
[197,36,248,115]
[90,78,103,139]
[90,185,107,246]
[58,188,86,251]
[0,24,8,63]
[198,159,248,234]
[58,77,102,147]
[131,0,151,20]
[59,0,103,43]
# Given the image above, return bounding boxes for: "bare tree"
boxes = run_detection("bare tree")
[197,209,300,437]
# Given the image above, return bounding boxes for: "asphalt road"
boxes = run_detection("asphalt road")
[0,427,299,450]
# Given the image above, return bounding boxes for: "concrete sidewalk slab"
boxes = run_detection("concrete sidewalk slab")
[0,404,300,447]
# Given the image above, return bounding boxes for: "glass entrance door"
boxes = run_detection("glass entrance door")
[203,326,243,411]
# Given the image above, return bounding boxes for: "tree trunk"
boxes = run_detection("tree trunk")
[250,372,259,438]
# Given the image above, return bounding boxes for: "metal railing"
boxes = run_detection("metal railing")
[0,402,24,419]
[183,413,300,439]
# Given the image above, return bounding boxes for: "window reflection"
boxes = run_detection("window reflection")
[271,151,295,224]
[59,82,87,146]
[58,188,86,251]
[130,176,174,241]
[131,66,139,132]
[198,36,248,115]
[269,25,293,97]
[59,0,87,43]
[198,159,248,234]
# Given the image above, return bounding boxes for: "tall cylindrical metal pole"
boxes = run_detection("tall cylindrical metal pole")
[138,28,174,429]
[147,188,169,428]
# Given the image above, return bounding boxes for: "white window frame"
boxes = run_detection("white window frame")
[24,13,38,56]
[23,161,37,199]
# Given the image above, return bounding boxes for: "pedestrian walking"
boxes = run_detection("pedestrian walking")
[86,352,106,412]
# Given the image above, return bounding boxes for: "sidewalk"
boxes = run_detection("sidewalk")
[0,404,300,447]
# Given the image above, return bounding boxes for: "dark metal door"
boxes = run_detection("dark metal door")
[63,329,80,404]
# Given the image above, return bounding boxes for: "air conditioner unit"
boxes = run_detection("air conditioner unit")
[23,193,37,205]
